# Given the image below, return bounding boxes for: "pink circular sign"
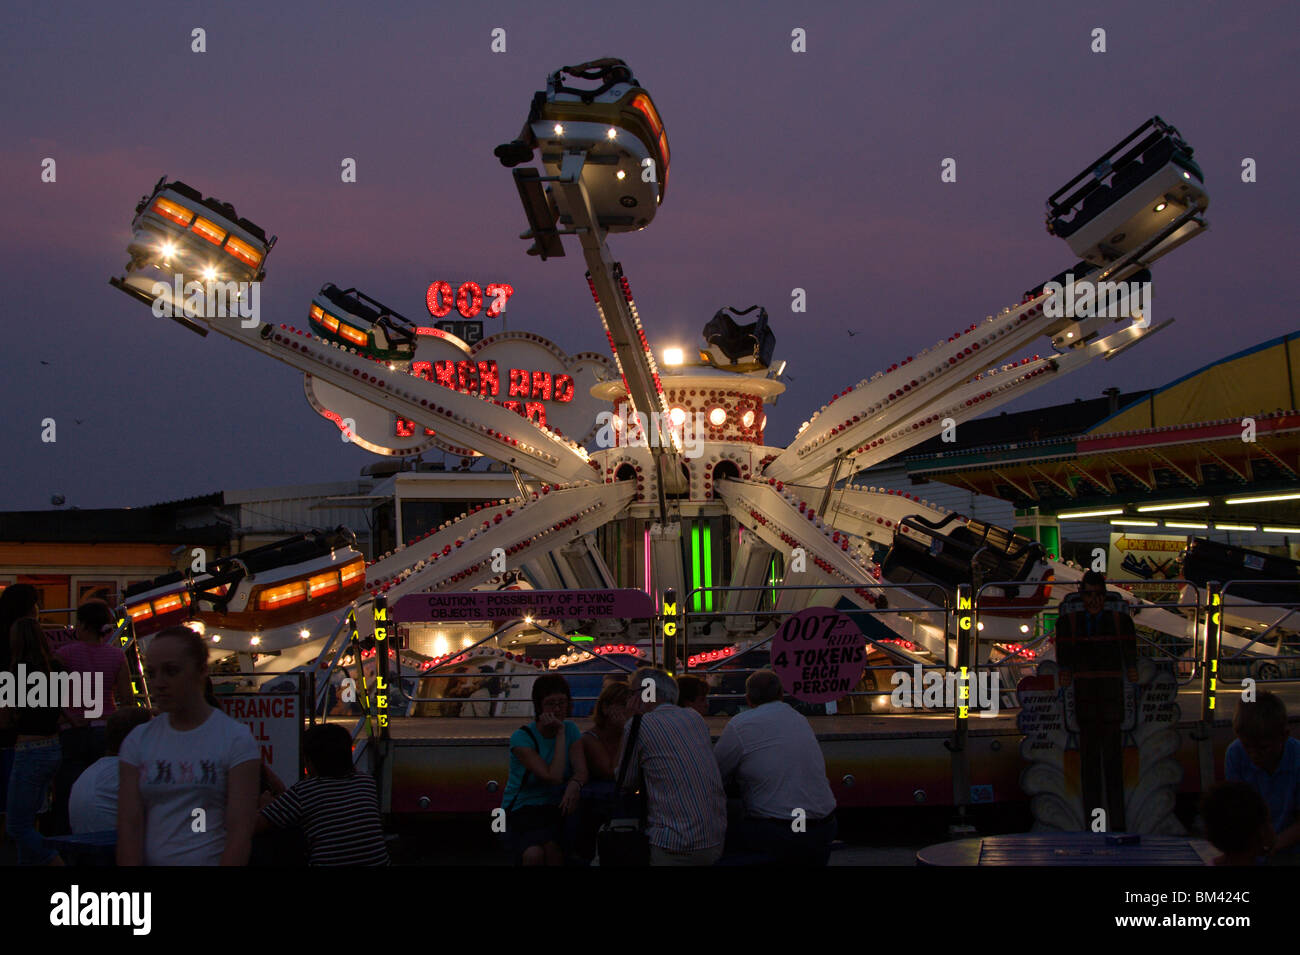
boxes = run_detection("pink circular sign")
[770,607,866,703]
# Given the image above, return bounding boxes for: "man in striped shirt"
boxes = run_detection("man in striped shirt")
[257,723,389,866]
[618,667,727,865]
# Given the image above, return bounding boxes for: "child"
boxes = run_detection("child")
[1225,691,1300,858]
[1201,781,1271,865]
[257,723,389,865]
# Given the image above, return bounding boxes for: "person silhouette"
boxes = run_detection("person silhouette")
[1054,571,1138,831]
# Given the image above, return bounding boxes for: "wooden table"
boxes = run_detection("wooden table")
[916,832,1217,866]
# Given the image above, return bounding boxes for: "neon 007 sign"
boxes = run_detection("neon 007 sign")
[426,282,514,320]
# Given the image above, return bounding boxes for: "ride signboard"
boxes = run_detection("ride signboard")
[770,607,867,703]
[306,328,613,457]
[218,693,300,783]
[392,588,657,622]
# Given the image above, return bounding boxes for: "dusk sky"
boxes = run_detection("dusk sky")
[1,0,1296,511]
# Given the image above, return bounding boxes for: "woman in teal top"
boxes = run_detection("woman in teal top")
[502,673,588,865]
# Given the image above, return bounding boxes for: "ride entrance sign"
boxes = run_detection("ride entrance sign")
[771,607,866,703]
[218,693,300,783]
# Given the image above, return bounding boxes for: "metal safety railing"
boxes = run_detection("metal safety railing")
[681,581,954,712]
[1198,579,1300,723]
[307,596,667,729]
[971,578,1205,689]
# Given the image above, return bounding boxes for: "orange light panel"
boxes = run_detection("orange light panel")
[127,603,153,621]
[256,580,308,611]
[308,570,340,598]
[151,197,194,227]
[224,234,263,268]
[310,304,324,322]
[339,323,368,346]
[340,560,366,586]
[152,592,188,615]
[191,216,226,246]
[323,313,339,332]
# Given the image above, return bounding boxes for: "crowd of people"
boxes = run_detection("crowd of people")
[3,574,1300,867]
[499,665,838,866]
[0,586,388,867]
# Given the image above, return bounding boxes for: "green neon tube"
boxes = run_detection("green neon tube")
[691,522,702,611]
[703,522,713,612]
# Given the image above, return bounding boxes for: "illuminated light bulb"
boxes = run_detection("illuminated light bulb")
[1019,624,1030,634]
[1153,201,1167,213]
[524,615,534,625]
[250,635,261,646]
[616,170,626,180]
[211,634,221,643]
[299,628,311,640]
[553,123,565,136]
[202,266,218,281]
[663,347,684,366]
[160,242,177,259]
[976,623,984,632]
[669,407,686,427]
[606,127,618,139]
[708,407,726,427]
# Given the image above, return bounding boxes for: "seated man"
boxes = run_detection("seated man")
[618,667,727,866]
[713,670,837,865]
[1054,570,1137,832]
[1225,691,1300,860]
[68,707,152,834]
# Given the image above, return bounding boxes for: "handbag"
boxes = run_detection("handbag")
[595,713,649,866]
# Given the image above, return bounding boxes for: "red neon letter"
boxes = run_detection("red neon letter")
[434,361,457,389]
[485,283,514,318]
[531,371,552,401]
[477,360,499,397]
[426,281,453,318]
[456,360,477,392]
[456,282,484,319]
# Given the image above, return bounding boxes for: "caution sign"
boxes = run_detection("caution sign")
[218,693,300,782]
[392,589,656,623]
[770,608,866,703]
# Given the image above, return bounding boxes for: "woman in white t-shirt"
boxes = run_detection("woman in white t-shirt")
[117,626,260,865]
